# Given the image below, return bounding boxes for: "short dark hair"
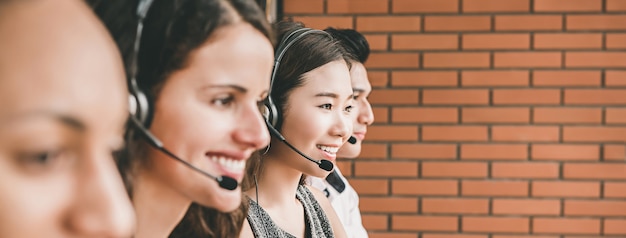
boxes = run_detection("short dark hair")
[324,27,370,63]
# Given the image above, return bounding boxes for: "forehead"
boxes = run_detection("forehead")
[0,0,127,130]
[349,63,371,91]
[177,22,273,91]
[299,60,353,94]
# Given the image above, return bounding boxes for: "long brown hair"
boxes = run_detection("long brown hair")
[88,0,273,237]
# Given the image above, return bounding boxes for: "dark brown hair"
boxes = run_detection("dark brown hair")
[88,0,273,237]
[243,19,352,208]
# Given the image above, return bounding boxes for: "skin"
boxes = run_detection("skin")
[131,20,274,237]
[0,0,135,237]
[337,62,375,158]
[241,60,353,238]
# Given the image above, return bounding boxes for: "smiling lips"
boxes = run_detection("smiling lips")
[317,145,340,160]
[207,155,246,180]
[353,131,366,141]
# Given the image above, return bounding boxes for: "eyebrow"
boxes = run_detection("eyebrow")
[202,84,248,93]
[315,92,354,101]
[353,88,366,93]
[0,111,86,131]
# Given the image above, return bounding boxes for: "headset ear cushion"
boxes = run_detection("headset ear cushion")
[128,94,138,117]
[262,97,279,128]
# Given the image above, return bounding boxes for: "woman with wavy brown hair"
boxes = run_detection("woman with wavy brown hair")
[89,0,275,237]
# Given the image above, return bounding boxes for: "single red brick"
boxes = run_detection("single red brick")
[567,15,626,30]
[357,16,421,33]
[461,144,528,160]
[533,107,602,124]
[422,126,489,142]
[392,143,457,160]
[422,161,488,178]
[423,89,490,105]
[462,70,529,87]
[492,162,560,179]
[425,16,491,32]
[534,0,602,12]
[491,126,560,142]
[392,107,458,123]
[533,218,600,235]
[463,0,530,12]
[327,0,389,14]
[533,70,601,87]
[462,180,529,197]
[532,181,600,198]
[496,15,562,31]
[392,0,459,13]
[392,179,458,196]
[494,52,562,68]
[531,144,599,161]
[462,107,530,124]
[493,199,561,215]
[463,33,530,50]
[393,215,458,232]
[563,163,626,179]
[463,216,529,233]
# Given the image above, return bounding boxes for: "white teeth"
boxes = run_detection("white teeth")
[317,145,339,154]
[209,156,245,173]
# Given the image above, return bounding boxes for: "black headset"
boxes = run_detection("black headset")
[128,0,152,127]
[262,27,326,128]
[126,0,237,190]
[261,26,336,172]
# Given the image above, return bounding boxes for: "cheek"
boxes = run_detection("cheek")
[0,173,73,236]
[282,110,326,143]
[151,100,232,151]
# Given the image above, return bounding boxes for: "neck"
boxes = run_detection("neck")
[247,153,303,209]
[132,169,191,238]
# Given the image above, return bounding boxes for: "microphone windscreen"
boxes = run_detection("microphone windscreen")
[348,136,357,144]
[218,176,238,190]
[318,159,334,171]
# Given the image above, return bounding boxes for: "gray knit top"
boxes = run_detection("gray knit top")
[246,185,334,238]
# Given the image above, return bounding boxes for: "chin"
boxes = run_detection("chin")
[306,166,332,179]
[195,187,243,212]
[337,143,361,159]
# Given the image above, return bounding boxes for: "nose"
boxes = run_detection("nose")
[357,100,374,126]
[332,110,352,142]
[233,102,271,150]
[65,145,135,238]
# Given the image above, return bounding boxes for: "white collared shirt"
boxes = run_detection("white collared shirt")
[306,168,368,238]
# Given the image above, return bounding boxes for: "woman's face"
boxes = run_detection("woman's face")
[145,22,273,212]
[272,60,354,178]
[0,0,135,236]
[337,62,374,158]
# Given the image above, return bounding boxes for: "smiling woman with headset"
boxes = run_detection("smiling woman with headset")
[0,0,134,237]
[237,20,352,238]
[88,0,275,237]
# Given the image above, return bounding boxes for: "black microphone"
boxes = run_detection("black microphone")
[348,136,357,144]
[128,116,238,190]
[266,121,334,172]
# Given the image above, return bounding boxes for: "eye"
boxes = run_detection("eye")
[319,104,333,110]
[344,105,354,113]
[211,94,234,107]
[257,99,267,113]
[17,148,71,172]
[352,93,360,100]
[22,150,62,164]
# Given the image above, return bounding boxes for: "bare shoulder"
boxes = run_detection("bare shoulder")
[304,184,347,238]
[305,184,329,204]
[239,218,254,238]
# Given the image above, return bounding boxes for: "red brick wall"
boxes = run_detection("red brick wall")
[282,0,626,237]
